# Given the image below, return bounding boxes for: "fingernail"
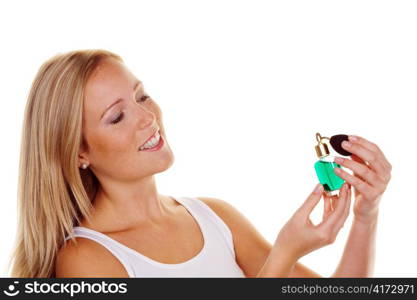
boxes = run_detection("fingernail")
[342,141,351,148]
[334,167,341,173]
[348,135,358,142]
[335,157,344,164]
[314,184,323,194]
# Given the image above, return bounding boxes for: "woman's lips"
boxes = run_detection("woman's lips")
[138,135,164,152]
[139,130,159,147]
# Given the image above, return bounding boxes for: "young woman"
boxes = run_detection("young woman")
[9,49,391,277]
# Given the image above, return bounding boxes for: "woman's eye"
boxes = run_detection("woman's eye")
[136,94,150,103]
[110,112,124,124]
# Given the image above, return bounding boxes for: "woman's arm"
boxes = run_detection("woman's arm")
[255,240,323,277]
[329,135,391,277]
[199,195,383,278]
[254,213,379,278]
[201,137,391,278]
[331,213,378,277]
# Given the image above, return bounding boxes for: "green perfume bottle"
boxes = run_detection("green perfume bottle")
[314,133,345,195]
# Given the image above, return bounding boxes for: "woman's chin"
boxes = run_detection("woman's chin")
[150,152,175,174]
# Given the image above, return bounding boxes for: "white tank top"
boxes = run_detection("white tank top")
[64,196,245,277]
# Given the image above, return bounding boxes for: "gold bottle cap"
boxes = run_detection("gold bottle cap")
[315,132,330,158]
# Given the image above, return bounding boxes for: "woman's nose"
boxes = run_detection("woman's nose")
[136,104,156,129]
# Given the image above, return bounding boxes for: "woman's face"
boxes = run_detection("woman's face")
[80,57,174,181]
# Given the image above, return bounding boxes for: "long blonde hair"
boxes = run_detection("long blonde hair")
[9,49,123,277]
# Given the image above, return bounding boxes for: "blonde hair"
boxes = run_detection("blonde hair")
[9,49,123,277]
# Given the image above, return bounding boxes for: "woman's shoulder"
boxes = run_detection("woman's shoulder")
[194,197,251,233]
[195,196,272,277]
[55,235,129,278]
[195,197,235,215]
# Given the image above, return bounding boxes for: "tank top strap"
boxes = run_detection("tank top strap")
[64,227,135,277]
[175,196,236,259]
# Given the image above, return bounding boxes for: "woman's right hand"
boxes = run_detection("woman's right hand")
[272,182,352,262]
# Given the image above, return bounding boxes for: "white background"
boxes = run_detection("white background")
[0,0,416,277]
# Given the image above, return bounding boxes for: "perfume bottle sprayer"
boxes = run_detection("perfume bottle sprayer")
[314,133,345,195]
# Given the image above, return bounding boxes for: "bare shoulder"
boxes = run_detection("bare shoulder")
[55,237,129,278]
[196,197,240,226]
[196,196,269,242]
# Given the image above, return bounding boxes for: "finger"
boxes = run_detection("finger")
[297,183,324,217]
[351,149,391,184]
[348,135,379,153]
[350,154,367,188]
[341,139,387,176]
[334,156,385,188]
[332,185,352,234]
[351,154,367,179]
[317,183,349,230]
[351,153,366,165]
[349,135,391,170]
[334,167,377,199]
[330,195,338,211]
[322,194,332,221]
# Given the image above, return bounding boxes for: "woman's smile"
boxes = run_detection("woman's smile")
[139,130,164,152]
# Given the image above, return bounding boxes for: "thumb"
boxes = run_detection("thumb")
[298,183,324,216]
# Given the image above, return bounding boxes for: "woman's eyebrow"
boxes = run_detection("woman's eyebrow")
[100,81,143,120]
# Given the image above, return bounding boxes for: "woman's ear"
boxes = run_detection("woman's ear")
[78,138,90,168]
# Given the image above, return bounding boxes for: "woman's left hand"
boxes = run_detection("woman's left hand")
[332,135,392,223]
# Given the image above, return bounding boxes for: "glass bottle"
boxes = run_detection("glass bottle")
[314,132,345,195]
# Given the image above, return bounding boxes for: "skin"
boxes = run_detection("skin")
[331,136,391,277]
[55,57,392,277]
[57,57,212,277]
[255,135,392,277]
[256,182,352,277]
[78,57,177,230]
